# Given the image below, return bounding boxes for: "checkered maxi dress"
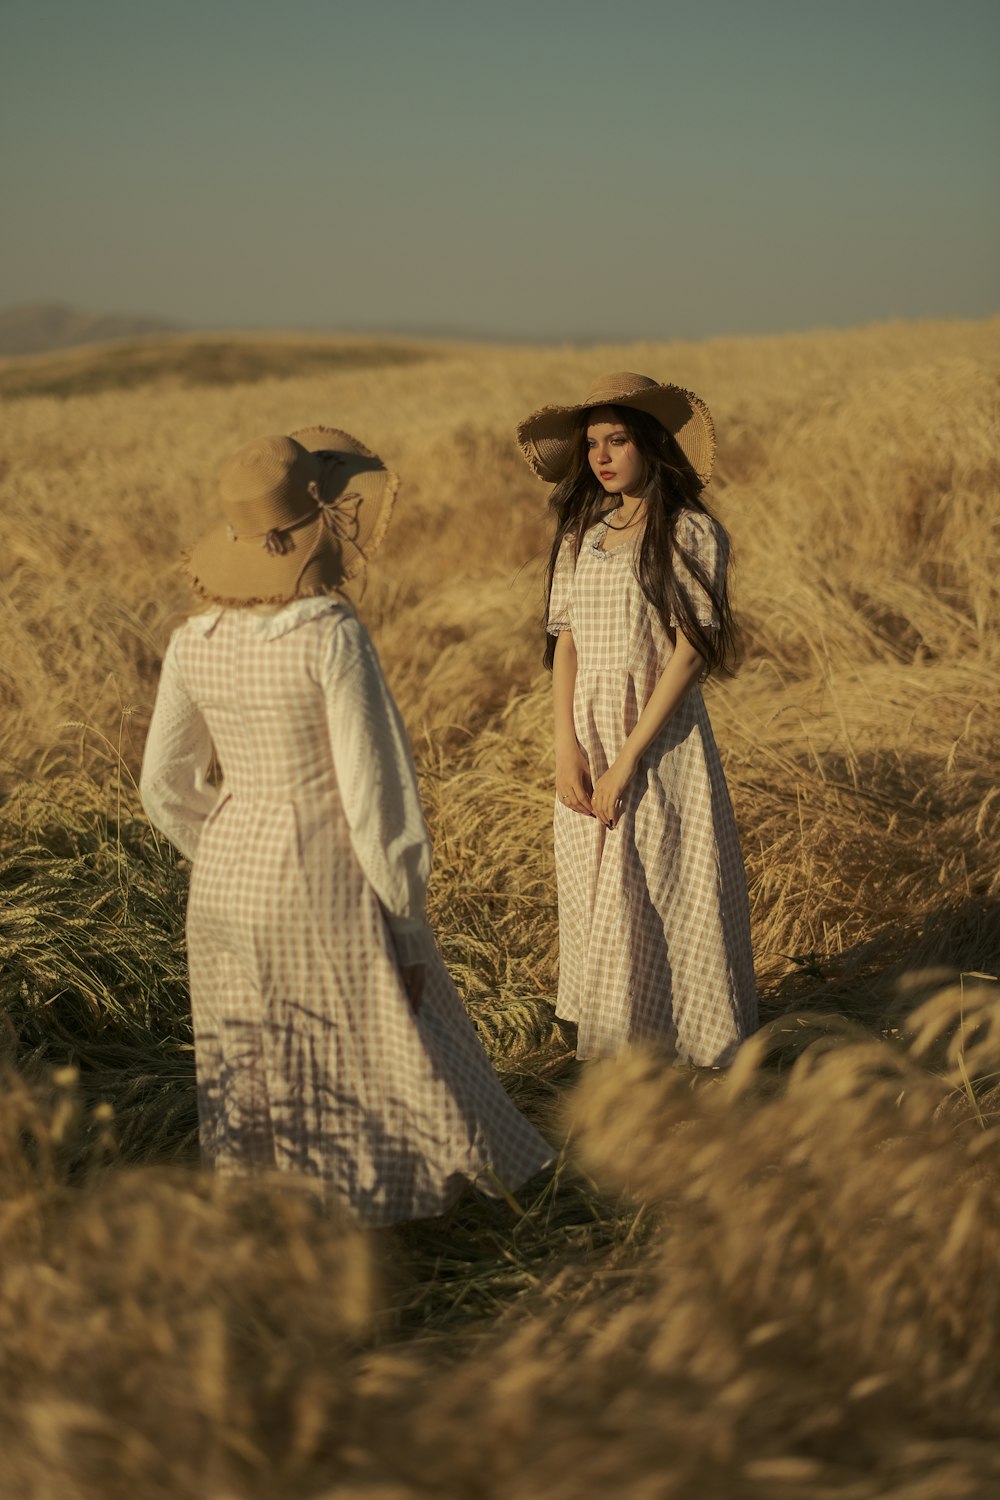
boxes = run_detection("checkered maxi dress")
[549,510,758,1066]
[140,597,552,1225]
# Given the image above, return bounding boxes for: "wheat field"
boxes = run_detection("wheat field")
[1,318,999,1498]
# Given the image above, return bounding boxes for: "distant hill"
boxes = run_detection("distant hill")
[0,331,435,400]
[0,302,182,356]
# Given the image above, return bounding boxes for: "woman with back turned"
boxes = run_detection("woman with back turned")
[141,425,552,1223]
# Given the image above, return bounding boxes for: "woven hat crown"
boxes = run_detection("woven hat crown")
[582,372,658,405]
[219,435,321,531]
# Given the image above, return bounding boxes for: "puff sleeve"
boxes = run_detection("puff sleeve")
[320,614,431,965]
[547,535,577,635]
[140,634,220,861]
[670,510,729,631]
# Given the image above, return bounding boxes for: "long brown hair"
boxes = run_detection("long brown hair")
[542,405,737,673]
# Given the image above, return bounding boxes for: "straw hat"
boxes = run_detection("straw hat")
[186,426,398,605]
[516,371,716,485]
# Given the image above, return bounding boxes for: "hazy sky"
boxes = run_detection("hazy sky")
[2,0,998,340]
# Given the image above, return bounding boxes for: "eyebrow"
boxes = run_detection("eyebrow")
[587,428,629,439]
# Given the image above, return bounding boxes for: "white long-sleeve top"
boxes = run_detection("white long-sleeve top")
[140,598,430,964]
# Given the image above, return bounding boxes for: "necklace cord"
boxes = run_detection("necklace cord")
[603,511,645,531]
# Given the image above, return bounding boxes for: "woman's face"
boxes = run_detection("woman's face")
[585,409,645,498]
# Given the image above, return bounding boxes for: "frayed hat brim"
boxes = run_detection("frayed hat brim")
[515,374,716,486]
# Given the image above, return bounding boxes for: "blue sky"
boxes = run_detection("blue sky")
[2,0,997,339]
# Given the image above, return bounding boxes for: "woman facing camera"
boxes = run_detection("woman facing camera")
[517,373,757,1067]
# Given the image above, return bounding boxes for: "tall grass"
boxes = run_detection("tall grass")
[1,316,998,1496]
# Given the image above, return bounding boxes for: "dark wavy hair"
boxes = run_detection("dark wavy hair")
[542,404,737,674]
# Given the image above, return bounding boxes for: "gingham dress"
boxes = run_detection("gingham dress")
[549,510,757,1066]
[140,597,552,1225]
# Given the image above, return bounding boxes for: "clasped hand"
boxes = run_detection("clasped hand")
[591,756,637,829]
[555,745,593,817]
[557,745,637,829]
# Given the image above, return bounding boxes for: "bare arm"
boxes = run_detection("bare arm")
[552,630,593,816]
[591,627,706,827]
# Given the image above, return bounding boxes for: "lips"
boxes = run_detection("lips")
[599,471,615,479]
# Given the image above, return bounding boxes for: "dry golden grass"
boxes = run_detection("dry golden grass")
[1,316,999,1497]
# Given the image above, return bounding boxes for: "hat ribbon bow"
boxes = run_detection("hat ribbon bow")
[244,479,361,556]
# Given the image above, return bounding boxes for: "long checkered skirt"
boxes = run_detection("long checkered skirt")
[187,794,552,1224]
[551,522,757,1065]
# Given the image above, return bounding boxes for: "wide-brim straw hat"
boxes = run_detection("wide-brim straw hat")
[516,371,716,485]
[187,425,398,605]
